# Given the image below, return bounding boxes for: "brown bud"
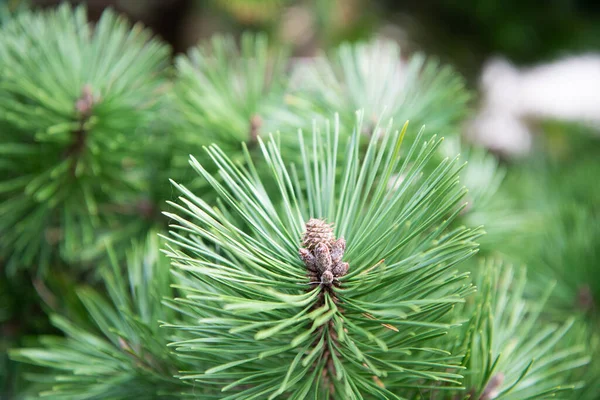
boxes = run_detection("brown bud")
[330,237,346,264]
[249,114,262,144]
[76,84,94,116]
[321,270,334,286]
[577,285,595,311]
[302,218,334,250]
[299,218,350,287]
[480,373,504,400]
[299,248,317,272]
[332,261,349,277]
[314,242,332,273]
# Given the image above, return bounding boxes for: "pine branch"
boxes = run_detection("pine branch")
[496,132,600,316]
[532,206,600,314]
[147,32,294,223]
[439,138,529,254]
[562,320,600,400]
[10,234,189,399]
[482,123,600,399]
[284,40,470,141]
[172,32,290,154]
[0,4,170,273]
[162,113,483,398]
[450,260,588,400]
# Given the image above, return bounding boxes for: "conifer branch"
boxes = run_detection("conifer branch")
[0,4,170,272]
[449,260,589,400]
[285,40,470,142]
[172,33,290,153]
[162,113,484,398]
[10,234,189,399]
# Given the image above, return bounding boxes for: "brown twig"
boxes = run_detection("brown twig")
[65,85,96,174]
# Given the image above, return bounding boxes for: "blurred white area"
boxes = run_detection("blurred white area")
[468,55,600,156]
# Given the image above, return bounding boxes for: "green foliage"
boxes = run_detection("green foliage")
[153,32,293,210]
[0,0,27,25]
[453,261,588,399]
[440,138,529,254]
[497,126,600,314]
[286,40,470,142]
[564,320,600,400]
[488,124,600,400]
[529,206,600,315]
[0,2,598,399]
[10,234,188,399]
[162,114,484,398]
[173,33,289,154]
[0,4,170,272]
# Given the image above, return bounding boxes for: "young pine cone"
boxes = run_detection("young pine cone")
[302,219,335,250]
[299,219,348,286]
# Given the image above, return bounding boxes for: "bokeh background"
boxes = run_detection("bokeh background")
[19,0,600,73]
[16,0,600,154]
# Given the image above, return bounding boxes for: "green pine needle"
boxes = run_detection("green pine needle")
[173,32,290,154]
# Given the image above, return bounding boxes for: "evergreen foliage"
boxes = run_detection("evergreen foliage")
[0,4,170,272]
[454,261,589,399]
[161,115,482,398]
[440,139,527,254]
[173,33,289,154]
[286,40,470,141]
[10,235,187,399]
[533,206,600,314]
[162,33,292,204]
[1,2,598,399]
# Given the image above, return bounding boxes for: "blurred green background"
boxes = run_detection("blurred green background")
[15,0,600,79]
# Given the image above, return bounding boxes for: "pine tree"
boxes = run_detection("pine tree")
[1,3,599,399]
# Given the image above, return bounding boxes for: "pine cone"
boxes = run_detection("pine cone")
[299,218,349,286]
[302,218,334,250]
